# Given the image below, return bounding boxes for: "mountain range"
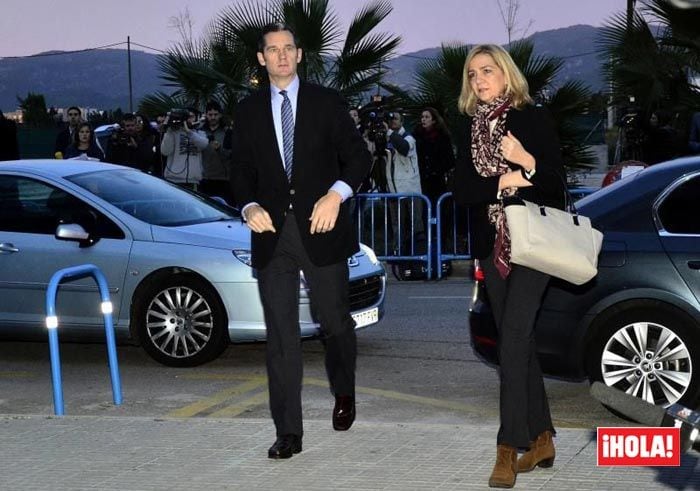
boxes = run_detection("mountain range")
[0,24,605,112]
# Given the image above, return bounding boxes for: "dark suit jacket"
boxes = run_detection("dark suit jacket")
[54,127,74,155]
[453,104,566,260]
[231,82,372,269]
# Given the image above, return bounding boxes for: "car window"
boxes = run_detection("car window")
[67,169,238,226]
[657,175,700,234]
[0,175,124,238]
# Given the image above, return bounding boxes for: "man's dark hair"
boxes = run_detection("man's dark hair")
[122,113,137,123]
[205,100,222,113]
[67,106,81,115]
[257,22,299,52]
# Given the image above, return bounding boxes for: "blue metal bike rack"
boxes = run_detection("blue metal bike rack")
[45,263,123,416]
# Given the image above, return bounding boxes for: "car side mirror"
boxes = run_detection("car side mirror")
[55,223,98,248]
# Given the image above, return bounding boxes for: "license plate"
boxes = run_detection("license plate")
[352,307,379,328]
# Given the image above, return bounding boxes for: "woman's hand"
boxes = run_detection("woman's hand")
[501,131,535,171]
[498,170,533,191]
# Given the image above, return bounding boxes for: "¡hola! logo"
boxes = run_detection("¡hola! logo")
[597,427,681,466]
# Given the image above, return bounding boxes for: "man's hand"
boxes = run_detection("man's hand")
[244,205,276,233]
[309,190,342,234]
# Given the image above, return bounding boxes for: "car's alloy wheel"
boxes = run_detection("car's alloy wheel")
[601,321,691,405]
[588,303,699,410]
[134,275,229,367]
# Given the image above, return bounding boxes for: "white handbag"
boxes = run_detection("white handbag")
[504,197,604,285]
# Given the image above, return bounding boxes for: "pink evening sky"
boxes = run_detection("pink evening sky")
[0,0,627,58]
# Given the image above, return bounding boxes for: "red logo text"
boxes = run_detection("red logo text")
[597,427,680,466]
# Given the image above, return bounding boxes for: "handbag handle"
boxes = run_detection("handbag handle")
[559,173,578,215]
[518,167,578,214]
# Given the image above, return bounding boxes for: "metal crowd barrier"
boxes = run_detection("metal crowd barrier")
[352,192,471,280]
[435,192,472,279]
[45,263,123,416]
[353,193,433,280]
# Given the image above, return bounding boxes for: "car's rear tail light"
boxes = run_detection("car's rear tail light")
[473,260,485,282]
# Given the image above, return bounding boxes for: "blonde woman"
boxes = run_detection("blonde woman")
[453,44,565,488]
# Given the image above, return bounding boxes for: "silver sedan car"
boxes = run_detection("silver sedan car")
[0,161,386,367]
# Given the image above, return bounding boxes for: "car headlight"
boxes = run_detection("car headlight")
[360,243,379,265]
[232,249,252,267]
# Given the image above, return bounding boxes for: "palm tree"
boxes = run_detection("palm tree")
[597,0,700,125]
[139,0,400,116]
[386,40,595,170]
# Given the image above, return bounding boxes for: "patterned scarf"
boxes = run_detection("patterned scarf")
[471,95,514,279]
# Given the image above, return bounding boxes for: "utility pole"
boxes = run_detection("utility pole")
[627,0,637,31]
[127,36,133,113]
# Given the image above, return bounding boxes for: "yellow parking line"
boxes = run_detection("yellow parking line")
[176,373,496,418]
[209,391,269,418]
[0,371,35,378]
[166,377,266,418]
[171,373,597,428]
[181,373,263,382]
[302,376,495,417]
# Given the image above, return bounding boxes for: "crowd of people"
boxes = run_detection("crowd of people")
[6,89,699,218]
[47,104,234,202]
[42,99,462,213]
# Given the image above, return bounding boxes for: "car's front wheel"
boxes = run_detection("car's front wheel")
[586,301,700,412]
[133,274,229,367]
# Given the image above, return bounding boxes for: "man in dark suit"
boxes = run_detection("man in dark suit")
[54,106,82,157]
[231,23,372,460]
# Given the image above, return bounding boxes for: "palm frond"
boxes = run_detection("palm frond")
[508,40,562,96]
[331,32,400,90]
[141,0,401,113]
[342,0,393,54]
[138,92,190,118]
[411,44,469,121]
[643,0,700,69]
[277,0,341,81]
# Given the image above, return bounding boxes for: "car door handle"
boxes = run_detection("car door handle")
[0,243,20,253]
[688,261,700,270]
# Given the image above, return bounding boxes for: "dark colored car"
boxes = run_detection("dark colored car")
[568,185,599,202]
[470,157,700,410]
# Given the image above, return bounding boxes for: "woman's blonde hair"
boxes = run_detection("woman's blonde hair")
[458,44,532,116]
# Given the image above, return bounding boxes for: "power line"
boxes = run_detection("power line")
[1,42,127,60]
[394,49,600,62]
[2,40,599,63]
[129,42,168,54]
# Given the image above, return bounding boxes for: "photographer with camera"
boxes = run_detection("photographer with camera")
[385,111,426,258]
[105,113,154,171]
[362,97,393,193]
[160,108,209,190]
[200,101,233,203]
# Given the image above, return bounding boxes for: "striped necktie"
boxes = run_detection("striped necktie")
[280,90,294,181]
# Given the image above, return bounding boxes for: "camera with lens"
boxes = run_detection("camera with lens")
[166,108,190,130]
[111,124,131,145]
[362,96,398,153]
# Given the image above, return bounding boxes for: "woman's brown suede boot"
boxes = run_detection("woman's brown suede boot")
[517,430,555,472]
[488,444,518,488]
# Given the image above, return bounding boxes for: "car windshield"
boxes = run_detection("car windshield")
[67,169,238,226]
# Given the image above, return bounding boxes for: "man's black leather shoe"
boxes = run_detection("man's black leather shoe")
[267,435,302,459]
[332,395,355,431]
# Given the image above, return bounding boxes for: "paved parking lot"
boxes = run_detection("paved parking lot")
[2,275,698,488]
